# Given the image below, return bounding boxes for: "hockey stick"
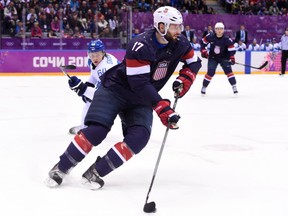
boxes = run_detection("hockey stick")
[59,65,76,80]
[143,91,180,213]
[234,61,268,70]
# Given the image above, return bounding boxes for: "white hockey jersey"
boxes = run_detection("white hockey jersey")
[83,53,119,100]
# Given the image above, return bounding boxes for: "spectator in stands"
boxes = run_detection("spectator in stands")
[109,15,119,38]
[234,24,248,44]
[26,14,38,32]
[138,0,150,12]
[79,1,90,18]
[132,28,140,38]
[81,18,89,33]
[73,26,85,38]
[260,39,273,51]
[97,14,110,37]
[234,40,247,51]
[181,25,194,43]
[38,13,51,33]
[69,0,80,13]
[202,25,213,38]
[48,29,58,38]
[269,2,281,15]
[63,23,74,38]
[27,8,38,23]
[247,38,260,51]
[69,12,83,31]
[14,20,25,38]
[31,21,43,38]
[191,37,201,51]
[271,38,281,51]
[3,1,17,35]
[51,16,60,33]
[279,27,288,76]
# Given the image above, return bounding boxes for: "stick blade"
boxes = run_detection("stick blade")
[61,65,76,70]
[258,61,268,69]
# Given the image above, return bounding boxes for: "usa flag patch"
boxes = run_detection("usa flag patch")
[153,61,169,80]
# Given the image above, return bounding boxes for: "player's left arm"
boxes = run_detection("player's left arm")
[172,46,202,98]
[227,37,237,64]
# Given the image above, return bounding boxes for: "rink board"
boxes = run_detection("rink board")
[0,50,285,75]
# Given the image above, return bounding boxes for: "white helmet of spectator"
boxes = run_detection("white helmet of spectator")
[215,22,225,29]
[153,6,183,37]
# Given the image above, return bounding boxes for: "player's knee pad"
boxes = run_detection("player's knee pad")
[124,126,150,154]
[80,124,110,147]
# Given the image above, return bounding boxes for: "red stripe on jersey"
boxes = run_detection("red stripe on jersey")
[182,49,194,60]
[74,132,93,154]
[114,142,134,161]
[202,36,209,44]
[126,59,150,68]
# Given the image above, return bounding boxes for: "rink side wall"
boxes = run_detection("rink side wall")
[0,50,285,75]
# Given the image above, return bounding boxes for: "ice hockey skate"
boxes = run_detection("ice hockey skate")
[68,125,82,135]
[201,86,206,96]
[232,85,238,95]
[279,73,285,77]
[81,160,105,190]
[45,163,66,188]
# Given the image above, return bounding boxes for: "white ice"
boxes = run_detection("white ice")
[1,74,288,216]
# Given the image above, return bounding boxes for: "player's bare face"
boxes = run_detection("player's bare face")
[215,28,224,38]
[166,24,182,41]
[88,51,104,66]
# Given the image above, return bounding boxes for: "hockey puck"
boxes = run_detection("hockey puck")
[143,201,156,213]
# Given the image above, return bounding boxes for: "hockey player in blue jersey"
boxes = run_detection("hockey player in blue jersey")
[68,40,119,135]
[45,6,202,189]
[200,22,238,95]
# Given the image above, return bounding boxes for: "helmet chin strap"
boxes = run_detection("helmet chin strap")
[155,24,169,44]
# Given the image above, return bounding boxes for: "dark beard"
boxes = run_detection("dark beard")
[164,33,179,43]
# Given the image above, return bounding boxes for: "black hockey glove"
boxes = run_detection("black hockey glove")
[68,76,87,97]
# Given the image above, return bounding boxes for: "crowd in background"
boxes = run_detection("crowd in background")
[0,0,216,39]
[0,0,287,49]
[223,0,288,16]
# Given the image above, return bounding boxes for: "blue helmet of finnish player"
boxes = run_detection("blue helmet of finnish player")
[88,40,105,53]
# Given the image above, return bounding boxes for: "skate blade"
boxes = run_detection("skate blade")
[80,178,102,190]
[44,177,60,188]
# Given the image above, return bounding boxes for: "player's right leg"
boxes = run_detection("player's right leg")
[202,59,217,95]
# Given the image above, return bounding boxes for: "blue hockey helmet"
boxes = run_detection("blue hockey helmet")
[87,40,105,53]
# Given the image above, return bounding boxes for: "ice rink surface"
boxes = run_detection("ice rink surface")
[1,74,288,216]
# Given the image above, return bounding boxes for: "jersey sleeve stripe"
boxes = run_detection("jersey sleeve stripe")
[228,44,236,51]
[182,50,198,64]
[126,59,150,67]
[202,37,209,44]
[127,65,150,75]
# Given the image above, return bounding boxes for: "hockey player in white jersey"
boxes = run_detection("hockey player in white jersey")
[68,40,120,134]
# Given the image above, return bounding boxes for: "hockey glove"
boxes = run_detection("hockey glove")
[172,68,196,98]
[201,49,209,59]
[68,76,87,97]
[154,99,180,129]
[230,56,236,65]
